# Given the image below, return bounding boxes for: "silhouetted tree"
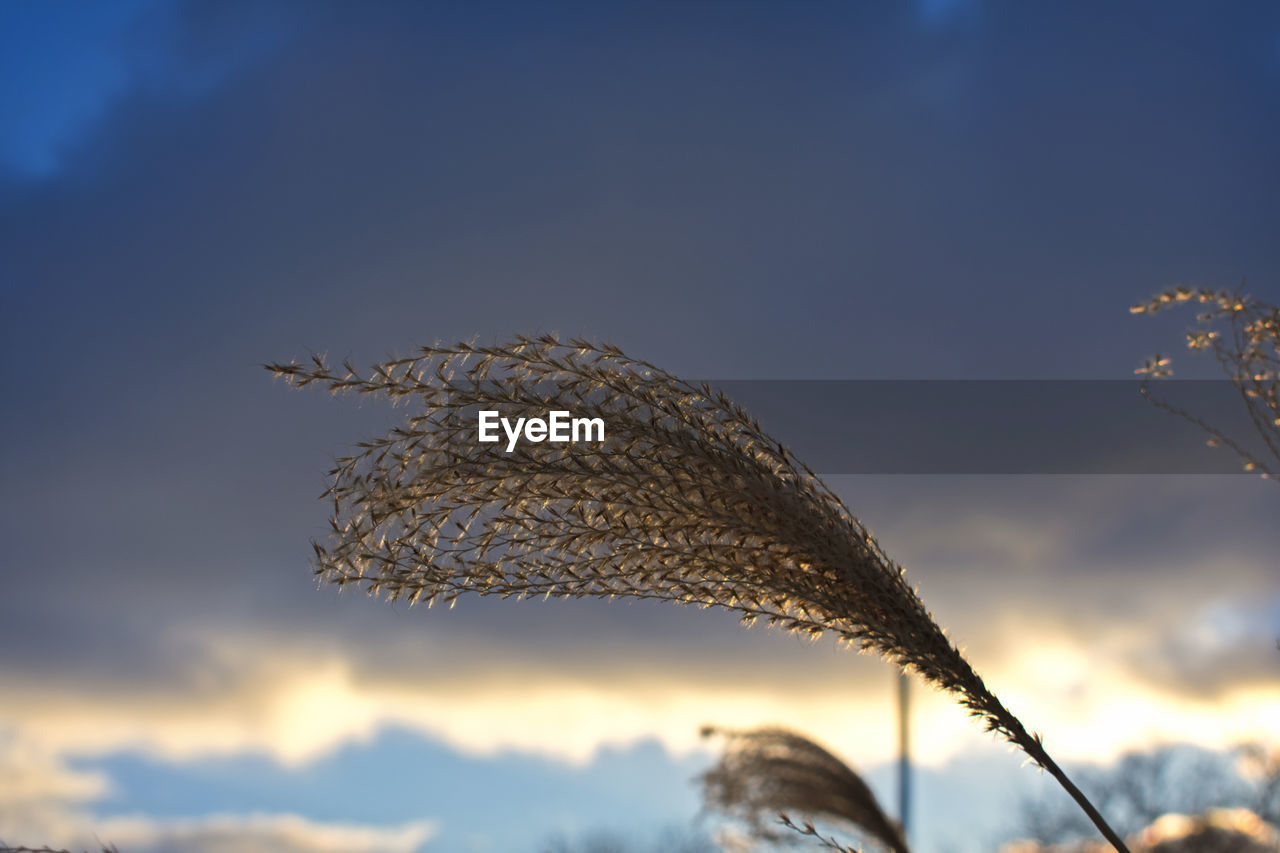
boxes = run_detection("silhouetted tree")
[1018,743,1275,845]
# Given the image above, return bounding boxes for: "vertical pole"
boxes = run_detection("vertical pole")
[898,670,911,844]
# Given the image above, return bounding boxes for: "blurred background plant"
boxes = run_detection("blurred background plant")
[1132,287,1279,481]
[699,726,907,853]
[536,825,717,853]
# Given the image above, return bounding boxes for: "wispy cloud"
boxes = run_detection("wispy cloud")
[80,813,436,853]
[0,733,434,852]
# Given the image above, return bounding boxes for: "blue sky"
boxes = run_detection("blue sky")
[1,2,1278,852]
[0,0,290,179]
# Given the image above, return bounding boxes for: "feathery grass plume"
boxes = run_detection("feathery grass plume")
[1131,286,1279,480]
[267,336,1130,853]
[701,725,908,853]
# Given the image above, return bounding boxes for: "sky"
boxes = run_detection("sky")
[1,2,1279,852]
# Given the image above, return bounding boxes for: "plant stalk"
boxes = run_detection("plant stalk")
[1018,731,1131,853]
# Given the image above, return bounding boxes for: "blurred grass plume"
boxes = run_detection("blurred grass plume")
[701,725,908,853]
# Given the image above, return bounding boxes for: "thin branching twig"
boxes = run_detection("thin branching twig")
[1132,286,1280,480]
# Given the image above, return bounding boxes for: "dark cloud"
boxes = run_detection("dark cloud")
[3,0,1279,635]
[837,474,1280,697]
